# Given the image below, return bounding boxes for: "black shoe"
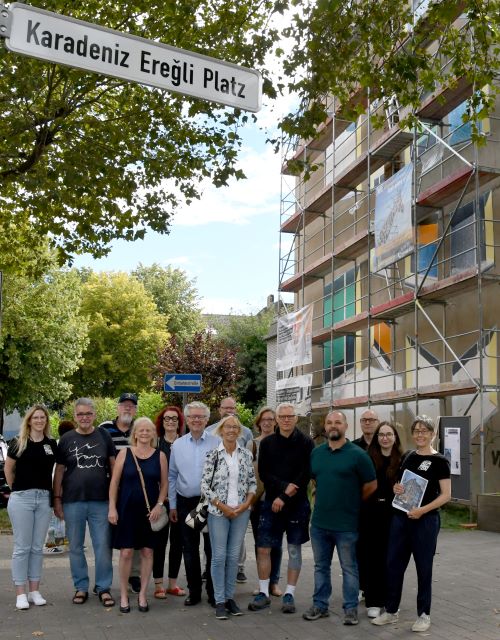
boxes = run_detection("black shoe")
[184,595,201,606]
[137,598,149,613]
[236,571,247,583]
[128,577,141,594]
[226,599,243,616]
[119,599,130,614]
[215,603,228,620]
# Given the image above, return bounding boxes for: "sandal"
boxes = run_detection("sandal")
[98,590,115,607]
[72,591,88,605]
[166,586,186,596]
[154,586,168,599]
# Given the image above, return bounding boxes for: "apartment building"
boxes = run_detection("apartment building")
[277,5,500,498]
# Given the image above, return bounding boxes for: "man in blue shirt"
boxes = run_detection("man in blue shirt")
[169,401,218,607]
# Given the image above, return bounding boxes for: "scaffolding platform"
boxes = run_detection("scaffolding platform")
[417,166,500,208]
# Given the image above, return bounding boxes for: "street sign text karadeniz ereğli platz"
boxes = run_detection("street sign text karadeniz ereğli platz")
[2,3,261,112]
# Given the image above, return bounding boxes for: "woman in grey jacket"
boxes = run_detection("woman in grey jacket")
[201,415,256,620]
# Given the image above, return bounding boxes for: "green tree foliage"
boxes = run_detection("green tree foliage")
[152,331,241,409]
[72,272,168,397]
[54,392,165,426]
[279,0,500,147]
[0,264,88,429]
[214,310,273,411]
[0,0,281,261]
[132,263,203,341]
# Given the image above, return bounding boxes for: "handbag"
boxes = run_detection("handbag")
[130,449,169,532]
[185,450,219,532]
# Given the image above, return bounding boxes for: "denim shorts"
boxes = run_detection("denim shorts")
[257,497,311,548]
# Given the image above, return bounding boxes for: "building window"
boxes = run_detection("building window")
[323,269,356,383]
[450,193,487,273]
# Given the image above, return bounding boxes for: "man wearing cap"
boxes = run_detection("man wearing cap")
[99,393,138,451]
[99,393,140,593]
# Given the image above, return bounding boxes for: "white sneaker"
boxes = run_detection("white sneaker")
[28,591,47,606]
[412,614,431,632]
[367,607,381,618]
[372,611,399,625]
[16,594,29,610]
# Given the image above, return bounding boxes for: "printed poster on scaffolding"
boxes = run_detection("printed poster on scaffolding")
[371,162,414,272]
[276,304,313,371]
[275,374,312,416]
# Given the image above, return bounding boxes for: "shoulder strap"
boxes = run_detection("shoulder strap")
[130,449,151,514]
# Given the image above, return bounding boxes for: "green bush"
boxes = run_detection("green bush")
[48,393,166,433]
[137,391,166,421]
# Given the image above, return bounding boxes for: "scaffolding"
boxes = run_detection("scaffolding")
[278,8,500,497]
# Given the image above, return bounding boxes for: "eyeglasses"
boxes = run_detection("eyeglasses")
[188,415,207,421]
[76,412,94,418]
[361,418,377,423]
[378,432,395,439]
[223,425,239,431]
[277,415,296,420]
[163,416,179,422]
[413,429,432,435]
[260,418,275,423]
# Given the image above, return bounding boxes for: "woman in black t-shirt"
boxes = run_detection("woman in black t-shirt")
[5,405,57,610]
[371,415,451,633]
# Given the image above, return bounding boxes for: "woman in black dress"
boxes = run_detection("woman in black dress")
[108,417,167,613]
[152,405,186,599]
[357,421,402,619]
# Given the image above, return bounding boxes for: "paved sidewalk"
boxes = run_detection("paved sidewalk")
[0,527,498,639]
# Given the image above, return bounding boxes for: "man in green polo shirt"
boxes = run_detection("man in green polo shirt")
[303,410,376,626]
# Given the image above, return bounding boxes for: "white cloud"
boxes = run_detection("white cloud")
[160,255,191,267]
[200,293,273,315]
[173,143,281,226]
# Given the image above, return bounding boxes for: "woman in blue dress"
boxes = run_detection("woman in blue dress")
[108,417,167,613]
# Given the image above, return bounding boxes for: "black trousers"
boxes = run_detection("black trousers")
[152,502,183,581]
[176,494,214,601]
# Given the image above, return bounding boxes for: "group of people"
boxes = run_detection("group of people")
[4,395,451,633]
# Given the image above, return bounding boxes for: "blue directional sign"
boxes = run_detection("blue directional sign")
[164,373,202,393]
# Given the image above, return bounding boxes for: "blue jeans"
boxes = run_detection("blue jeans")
[385,512,440,616]
[208,509,251,604]
[310,525,359,611]
[7,490,52,586]
[64,501,112,592]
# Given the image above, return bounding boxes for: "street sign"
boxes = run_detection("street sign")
[164,373,202,394]
[1,3,261,112]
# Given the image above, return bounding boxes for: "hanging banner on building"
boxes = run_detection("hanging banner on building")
[371,163,414,272]
[276,304,313,371]
[275,374,312,416]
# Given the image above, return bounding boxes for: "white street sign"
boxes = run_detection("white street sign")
[3,3,261,112]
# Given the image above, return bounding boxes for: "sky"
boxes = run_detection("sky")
[74,69,295,316]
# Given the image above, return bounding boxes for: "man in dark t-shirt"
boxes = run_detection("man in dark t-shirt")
[54,398,116,607]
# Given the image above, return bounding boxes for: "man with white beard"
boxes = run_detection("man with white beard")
[99,393,140,593]
[99,393,138,451]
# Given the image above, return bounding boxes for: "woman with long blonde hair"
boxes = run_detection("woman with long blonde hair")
[5,404,57,610]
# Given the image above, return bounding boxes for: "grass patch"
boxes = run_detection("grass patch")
[441,502,473,529]
[0,508,11,532]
